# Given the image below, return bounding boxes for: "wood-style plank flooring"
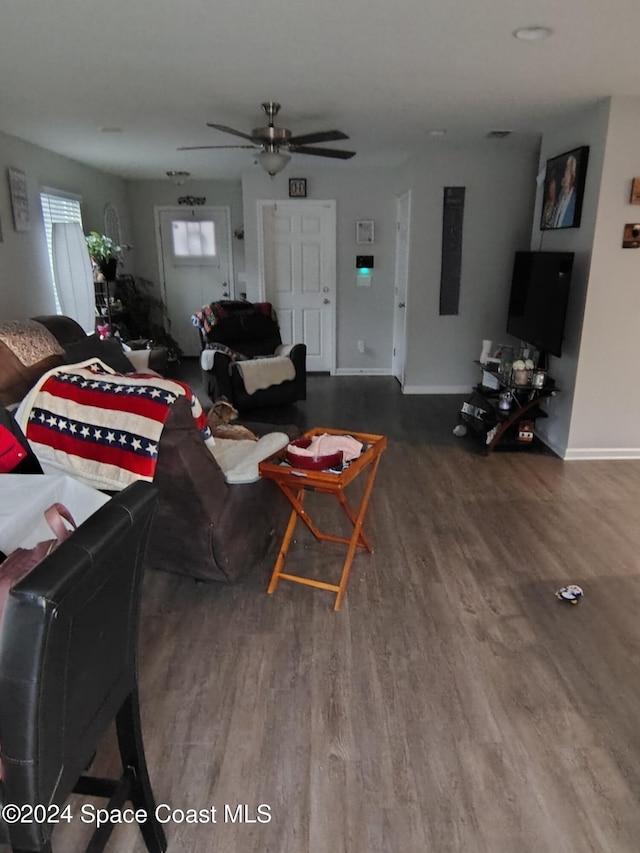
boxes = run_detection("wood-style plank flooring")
[28,368,640,852]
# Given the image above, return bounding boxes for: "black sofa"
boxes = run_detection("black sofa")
[0,315,295,583]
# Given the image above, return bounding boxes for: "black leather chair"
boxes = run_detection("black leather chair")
[0,481,166,853]
[195,300,307,411]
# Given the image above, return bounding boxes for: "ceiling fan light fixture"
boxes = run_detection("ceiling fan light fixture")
[257,149,291,177]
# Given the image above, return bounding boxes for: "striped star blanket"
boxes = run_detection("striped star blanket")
[16,358,215,491]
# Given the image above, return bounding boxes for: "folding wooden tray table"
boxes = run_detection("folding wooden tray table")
[259,427,387,611]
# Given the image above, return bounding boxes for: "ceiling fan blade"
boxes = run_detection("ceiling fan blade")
[206,123,254,141]
[290,145,356,160]
[288,129,349,145]
[177,144,256,151]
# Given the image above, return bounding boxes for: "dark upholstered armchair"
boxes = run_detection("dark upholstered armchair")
[195,301,306,411]
[0,482,166,853]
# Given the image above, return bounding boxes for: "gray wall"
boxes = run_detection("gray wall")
[563,96,640,458]
[529,100,610,458]
[0,129,131,320]
[241,165,400,373]
[400,138,541,392]
[241,143,541,383]
[126,178,244,306]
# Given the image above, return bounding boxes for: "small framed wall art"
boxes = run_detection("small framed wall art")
[288,178,307,198]
[540,146,589,231]
[622,223,640,248]
[7,167,30,231]
[630,178,640,204]
[356,220,375,244]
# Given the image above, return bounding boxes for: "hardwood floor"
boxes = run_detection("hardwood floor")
[33,369,640,852]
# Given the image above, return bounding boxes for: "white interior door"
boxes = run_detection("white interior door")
[157,206,233,356]
[260,200,336,373]
[392,191,411,386]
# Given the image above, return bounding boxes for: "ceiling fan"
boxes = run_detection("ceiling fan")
[178,101,356,176]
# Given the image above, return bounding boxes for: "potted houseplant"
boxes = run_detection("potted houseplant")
[85,231,121,281]
[114,274,183,362]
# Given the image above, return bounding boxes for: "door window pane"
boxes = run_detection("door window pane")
[172,220,216,258]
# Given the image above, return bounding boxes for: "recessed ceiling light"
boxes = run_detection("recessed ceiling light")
[98,126,123,133]
[513,26,553,41]
[428,129,447,137]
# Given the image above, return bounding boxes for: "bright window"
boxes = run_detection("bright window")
[171,220,217,264]
[40,189,84,313]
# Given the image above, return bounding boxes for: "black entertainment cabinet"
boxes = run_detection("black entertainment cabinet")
[459,362,558,455]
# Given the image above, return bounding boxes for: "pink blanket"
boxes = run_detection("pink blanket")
[288,433,363,461]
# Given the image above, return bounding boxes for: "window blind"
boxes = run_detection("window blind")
[40,191,83,313]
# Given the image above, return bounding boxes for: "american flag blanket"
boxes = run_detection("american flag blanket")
[15,358,215,491]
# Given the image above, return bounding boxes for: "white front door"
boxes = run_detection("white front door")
[259,200,336,373]
[392,191,411,386]
[157,206,233,356]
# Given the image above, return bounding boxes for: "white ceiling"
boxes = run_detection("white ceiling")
[0,0,638,181]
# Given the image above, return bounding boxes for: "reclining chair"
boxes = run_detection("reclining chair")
[0,481,166,853]
[195,300,306,411]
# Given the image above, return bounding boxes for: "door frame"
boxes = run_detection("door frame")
[154,205,235,309]
[256,198,337,375]
[392,190,411,388]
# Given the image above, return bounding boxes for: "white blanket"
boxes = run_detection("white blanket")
[235,356,295,395]
[211,432,289,484]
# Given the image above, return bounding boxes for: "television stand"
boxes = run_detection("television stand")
[459,362,558,455]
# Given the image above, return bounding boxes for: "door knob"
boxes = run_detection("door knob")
[323,287,330,292]
[398,302,406,308]
[323,298,330,304]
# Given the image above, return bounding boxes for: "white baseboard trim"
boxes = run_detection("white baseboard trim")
[334,368,392,376]
[402,385,472,395]
[563,447,640,461]
[533,431,566,459]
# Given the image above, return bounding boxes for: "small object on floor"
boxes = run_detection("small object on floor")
[485,425,499,445]
[453,424,467,437]
[555,584,584,604]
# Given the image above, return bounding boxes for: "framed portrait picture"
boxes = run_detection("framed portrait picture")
[540,146,589,231]
[356,220,375,244]
[288,178,307,198]
[7,167,30,232]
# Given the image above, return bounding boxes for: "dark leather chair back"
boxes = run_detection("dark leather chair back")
[200,300,282,358]
[0,481,166,853]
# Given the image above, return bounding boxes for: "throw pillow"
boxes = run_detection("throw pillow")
[0,340,64,407]
[0,319,64,366]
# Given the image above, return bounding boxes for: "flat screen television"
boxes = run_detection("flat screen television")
[506,251,574,357]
